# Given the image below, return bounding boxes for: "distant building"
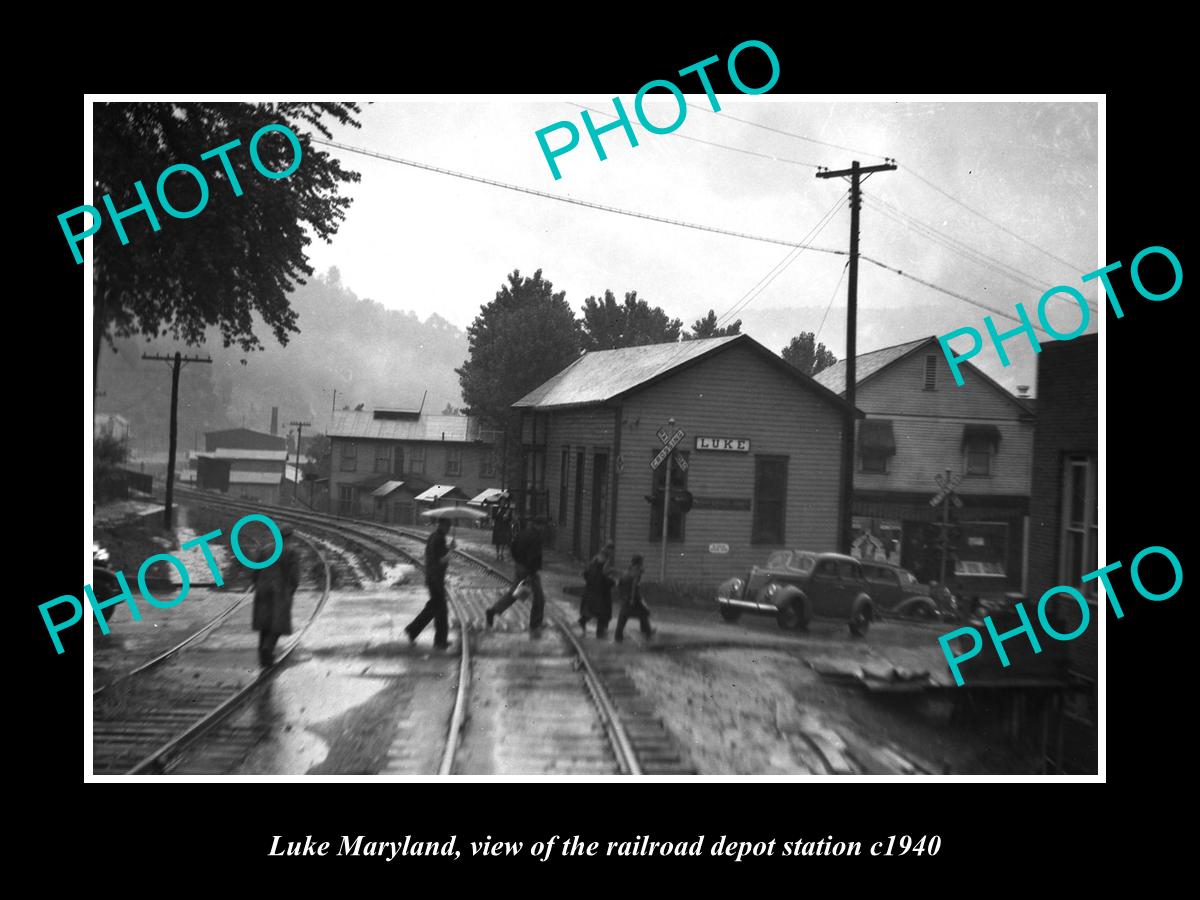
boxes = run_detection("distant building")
[513,334,854,579]
[1027,333,1097,774]
[94,412,130,442]
[194,447,288,505]
[204,428,286,453]
[328,408,499,522]
[814,336,1035,598]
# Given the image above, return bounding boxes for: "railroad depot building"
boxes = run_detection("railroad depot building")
[512,335,858,584]
[328,408,499,522]
[813,336,1036,598]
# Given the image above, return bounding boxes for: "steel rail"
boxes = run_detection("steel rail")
[121,531,331,775]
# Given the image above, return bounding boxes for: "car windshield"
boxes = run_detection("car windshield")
[765,551,815,572]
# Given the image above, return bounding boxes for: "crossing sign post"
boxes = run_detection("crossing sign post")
[929,470,963,583]
[651,419,685,580]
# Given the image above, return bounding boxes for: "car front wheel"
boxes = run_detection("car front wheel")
[849,607,872,637]
[719,604,742,623]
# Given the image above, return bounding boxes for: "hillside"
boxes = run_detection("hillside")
[95,269,468,453]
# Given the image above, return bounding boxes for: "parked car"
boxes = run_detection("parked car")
[857,560,945,620]
[715,550,875,636]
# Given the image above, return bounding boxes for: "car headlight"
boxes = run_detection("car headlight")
[765,583,778,598]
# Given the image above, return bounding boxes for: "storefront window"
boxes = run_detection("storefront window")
[954,522,1008,577]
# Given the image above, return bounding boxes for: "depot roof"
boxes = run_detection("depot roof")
[513,334,858,414]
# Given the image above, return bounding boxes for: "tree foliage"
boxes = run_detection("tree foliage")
[93,102,362,372]
[782,331,838,376]
[580,290,683,350]
[457,269,582,439]
[684,309,742,340]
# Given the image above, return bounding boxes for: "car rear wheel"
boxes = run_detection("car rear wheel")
[911,602,936,620]
[719,605,742,623]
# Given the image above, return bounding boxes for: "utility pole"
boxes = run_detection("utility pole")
[289,420,311,501]
[143,352,212,528]
[816,158,896,554]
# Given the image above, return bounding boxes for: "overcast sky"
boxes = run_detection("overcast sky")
[304,97,1099,396]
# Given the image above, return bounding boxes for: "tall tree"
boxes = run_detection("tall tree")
[580,289,683,350]
[457,269,582,486]
[782,331,838,376]
[684,309,742,340]
[91,102,362,378]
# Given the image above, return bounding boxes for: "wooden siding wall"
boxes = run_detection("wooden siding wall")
[612,343,843,584]
[541,407,617,554]
[855,349,1033,495]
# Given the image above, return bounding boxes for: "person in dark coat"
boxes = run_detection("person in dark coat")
[491,496,512,561]
[252,527,302,667]
[405,518,455,649]
[580,541,616,637]
[485,516,546,632]
[614,554,653,642]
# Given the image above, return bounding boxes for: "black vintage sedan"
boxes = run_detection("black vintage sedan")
[715,550,876,636]
[856,560,945,620]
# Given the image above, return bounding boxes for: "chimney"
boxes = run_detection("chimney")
[1016,385,1030,398]
[270,406,279,435]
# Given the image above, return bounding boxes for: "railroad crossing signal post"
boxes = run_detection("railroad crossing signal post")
[650,418,685,582]
[929,469,964,584]
[817,159,897,553]
[143,352,212,528]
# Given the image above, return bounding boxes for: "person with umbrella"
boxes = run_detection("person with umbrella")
[405,506,486,648]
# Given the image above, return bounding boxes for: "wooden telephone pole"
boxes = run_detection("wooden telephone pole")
[143,352,212,528]
[289,420,311,500]
[816,159,896,553]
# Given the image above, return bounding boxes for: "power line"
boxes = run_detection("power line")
[814,261,851,345]
[715,194,848,328]
[863,194,1097,312]
[684,102,890,160]
[679,102,1088,274]
[900,165,1088,273]
[567,102,825,169]
[858,254,1055,336]
[310,138,847,255]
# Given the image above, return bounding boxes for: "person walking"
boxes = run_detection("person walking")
[252,526,302,667]
[491,495,512,561]
[580,541,616,637]
[485,515,546,632]
[405,518,455,649]
[614,554,653,643]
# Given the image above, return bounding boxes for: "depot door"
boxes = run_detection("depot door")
[572,450,585,558]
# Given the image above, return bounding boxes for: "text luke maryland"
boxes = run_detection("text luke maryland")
[269,835,461,860]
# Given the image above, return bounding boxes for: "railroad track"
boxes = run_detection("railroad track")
[91,531,331,775]
[172,489,694,775]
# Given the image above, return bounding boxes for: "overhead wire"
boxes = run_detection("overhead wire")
[566,102,824,169]
[676,102,1090,274]
[310,137,846,255]
[814,261,850,346]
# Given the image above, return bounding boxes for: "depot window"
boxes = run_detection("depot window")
[1061,454,1098,598]
[445,447,462,477]
[374,444,390,473]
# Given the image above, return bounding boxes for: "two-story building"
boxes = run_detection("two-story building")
[813,335,1036,598]
[513,334,857,584]
[194,427,289,505]
[328,408,499,522]
[1027,333,1097,773]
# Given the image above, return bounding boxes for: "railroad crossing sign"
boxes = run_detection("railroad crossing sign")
[930,472,964,508]
[674,453,689,472]
[650,427,686,470]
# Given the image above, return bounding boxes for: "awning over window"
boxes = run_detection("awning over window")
[859,419,896,456]
[962,423,1002,451]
